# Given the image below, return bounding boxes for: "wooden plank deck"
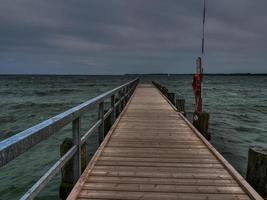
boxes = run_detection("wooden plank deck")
[67,84,263,200]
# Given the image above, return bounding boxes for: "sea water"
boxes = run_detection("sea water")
[0,75,267,199]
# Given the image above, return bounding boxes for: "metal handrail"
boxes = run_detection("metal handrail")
[0,78,139,200]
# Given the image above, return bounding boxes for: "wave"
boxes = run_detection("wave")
[34,88,82,96]
[234,126,256,132]
[10,101,72,110]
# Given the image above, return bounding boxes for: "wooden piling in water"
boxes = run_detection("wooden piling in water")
[59,138,87,200]
[162,86,168,96]
[246,147,267,198]
[176,98,186,115]
[193,112,210,140]
[168,92,176,106]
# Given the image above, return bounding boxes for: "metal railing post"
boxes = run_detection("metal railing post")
[122,87,126,108]
[125,86,129,102]
[126,86,129,102]
[111,95,115,125]
[128,85,131,97]
[98,102,104,145]
[118,90,122,114]
[130,83,133,96]
[72,117,81,182]
[132,82,135,93]
[122,88,125,108]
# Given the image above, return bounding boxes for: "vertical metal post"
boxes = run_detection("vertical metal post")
[126,86,129,102]
[132,81,135,92]
[98,102,104,145]
[128,84,131,98]
[122,88,126,108]
[72,117,81,182]
[133,82,136,92]
[118,90,122,114]
[122,88,125,110]
[110,95,115,125]
[128,83,131,97]
[120,89,123,109]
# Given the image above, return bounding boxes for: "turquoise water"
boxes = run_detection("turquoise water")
[0,75,267,199]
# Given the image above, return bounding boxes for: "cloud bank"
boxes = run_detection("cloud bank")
[0,0,266,74]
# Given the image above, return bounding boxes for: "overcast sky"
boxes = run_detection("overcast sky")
[0,0,266,74]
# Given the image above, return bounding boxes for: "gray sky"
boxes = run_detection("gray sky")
[0,0,266,74]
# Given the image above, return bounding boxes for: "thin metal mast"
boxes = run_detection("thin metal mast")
[200,0,206,102]
[202,0,206,59]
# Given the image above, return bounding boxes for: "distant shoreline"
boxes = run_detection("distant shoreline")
[0,73,267,76]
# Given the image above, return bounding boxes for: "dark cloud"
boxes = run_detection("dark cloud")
[0,0,266,74]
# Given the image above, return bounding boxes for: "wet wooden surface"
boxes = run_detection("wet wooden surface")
[68,84,262,200]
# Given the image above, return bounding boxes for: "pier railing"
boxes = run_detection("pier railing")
[152,81,186,115]
[0,78,139,200]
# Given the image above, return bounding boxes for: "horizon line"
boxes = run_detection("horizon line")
[1,73,267,76]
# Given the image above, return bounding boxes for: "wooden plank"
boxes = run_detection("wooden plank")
[107,143,207,149]
[82,182,245,194]
[101,152,215,159]
[102,147,211,154]
[93,166,229,174]
[95,161,224,168]
[113,130,195,134]
[78,190,251,200]
[98,156,220,164]
[110,136,201,140]
[112,133,197,138]
[109,138,202,143]
[107,141,205,146]
[115,126,191,130]
[86,176,238,186]
[91,170,233,180]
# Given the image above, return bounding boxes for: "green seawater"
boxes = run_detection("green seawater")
[0,75,267,199]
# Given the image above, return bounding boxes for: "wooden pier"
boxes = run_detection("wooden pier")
[67,84,262,200]
[0,79,263,200]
